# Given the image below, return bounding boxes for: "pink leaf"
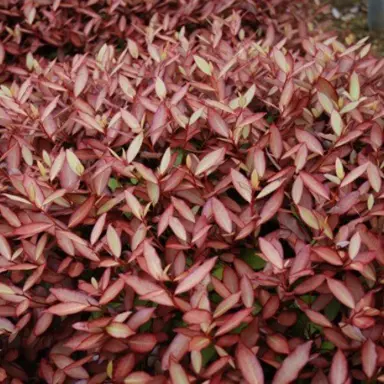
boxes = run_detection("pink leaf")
[74,65,89,97]
[300,172,329,200]
[68,195,95,228]
[175,257,217,295]
[215,308,252,336]
[236,343,264,384]
[361,339,377,378]
[272,341,312,384]
[259,237,283,269]
[329,349,348,384]
[208,108,229,138]
[327,278,355,309]
[48,302,89,316]
[195,148,226,176]
[231,169,252,203]
[143,241,163,280]
[212,197,232,233]
[340,163,368,188]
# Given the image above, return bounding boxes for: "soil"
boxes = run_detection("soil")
[327,0,384,55]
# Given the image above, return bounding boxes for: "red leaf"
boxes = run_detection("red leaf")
[215,308,252,336]
[236,343,264,384]
[175,257,217,295]
[272,341,312,384]
[48,302,89,316]
[327,278,355,309]
[68,195,96,228]
[212,197,232,233]
[208,108,229,138]
[361,339,377,378]
[300,172,329,200]
[231,169,252,203]
[259,237,283,269]
[329,349,348,384]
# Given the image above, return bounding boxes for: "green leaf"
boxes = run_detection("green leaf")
[240,249,266,270]
[108,178,120,192]
[175,149,185,166]
[231,322,248,334]
[139,320,152,333]
[209,292,223,304]
[212,264,224,279]
[325,299,340,321]
[252,302,262,315]
[320,341,335,351]
[300,295,315,305]
[201,345,216,367]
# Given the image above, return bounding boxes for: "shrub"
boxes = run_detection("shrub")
[0,1,383,383]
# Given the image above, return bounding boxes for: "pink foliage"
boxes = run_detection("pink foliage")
[0,0,383,383]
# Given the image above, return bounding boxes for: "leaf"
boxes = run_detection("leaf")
[169,360,190,384]
[195,148,226,176]
[127,38,139,59]
[367,162,382,193]
[236,343,264,384]
[297,205,319,230]
[318,92,334,114]
[149,103,168,145]
[90,213,106,245]
[327,278,355,309]
[231,169,252,203]
[121,109,141,132]
[340,162,368,188]
[300,172,329,200]
[124,191,143,220]
[361,339,377,378]
[193,55,212,76]
[74,65,89,97]
[13,223,53,238]
[48,302,89,316]
[175,257,217,295]
[256,179,285,199]
[295,129,324,156]
[348,232,361,260]
[107,225,121,258]
[270,124,283,159]
[169,216,187,242]
[349,72,360,101]
[50,150,66,181]
[66,150,84,176]
[99,278,125,306]
[0,282,14,295]
[106,323,135,339]
[304,309,332,328]
[212,197,232,233]
[0,235,12,260]
[313,247,343,266]
[41,96,60,121]
[329,349,348,384]
[259,237,283,269]
[258,187,284,225]
[155,77,167,99]
[331,110,344,136]
[272,341,312,384]
[143,241,163,280]
[215,308,252,336]
[171,197,195,223]
[213,292,241,318]
[208,109,229,138]
[68,196,95,228]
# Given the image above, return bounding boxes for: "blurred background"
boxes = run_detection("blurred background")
[331,0,384,54]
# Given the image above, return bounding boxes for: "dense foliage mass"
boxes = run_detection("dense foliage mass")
[0,0,383,383]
